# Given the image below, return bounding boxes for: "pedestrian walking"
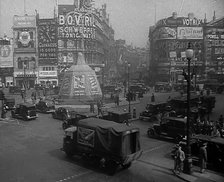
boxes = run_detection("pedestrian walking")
[151,93,155,102]
[173,144,185,175]
[199,142,207,173]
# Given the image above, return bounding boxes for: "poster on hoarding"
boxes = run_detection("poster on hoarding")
[60,75,72,94]
[177,27,203,39]
[73,75,85,95]
[88,75,100,95]
[0,45,13,67]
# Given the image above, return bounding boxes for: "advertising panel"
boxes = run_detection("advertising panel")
[77,127,95,147]
[0,45,13,67]
[60,75,72,95]
[177,27,203,39]
[88,75,100,95]
[58,5,96,40]
[153,27,176,40]
[156,17,203,27]
[39,71,57,77]
[38,19,57,62]
[13,28,36,52]
[13,15,36,28]
[73,75,85,95]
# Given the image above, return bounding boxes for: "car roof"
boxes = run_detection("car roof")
[106,108,129,115]
[78,118,138,133]
[192,134,224,145]
[19,103,35,107]
[163,116,187,123]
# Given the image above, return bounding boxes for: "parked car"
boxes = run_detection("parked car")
[52,107,77,121]
[4,97,16,110]
[147,116,188,142]
[11,103,38,120]
[35,100,55,113]
[62,111,97,130]
[154,82,172,92]
[62,118,142,175]
[101,108,130,124]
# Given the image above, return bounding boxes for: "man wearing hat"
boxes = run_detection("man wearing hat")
[199,142,207,173]
[173,144,185,174]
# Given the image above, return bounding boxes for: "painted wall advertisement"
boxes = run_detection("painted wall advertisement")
[177,27,203,39]
[38,19,57,62]
[0,45,13,67]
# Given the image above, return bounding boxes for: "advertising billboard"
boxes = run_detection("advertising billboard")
[58,5,96,40]
[13,28,36,52]
[38,19,57,63]
[153,27,177,40]
[177,27,203,39]
[13,15,36,28]
[0,45,13,67]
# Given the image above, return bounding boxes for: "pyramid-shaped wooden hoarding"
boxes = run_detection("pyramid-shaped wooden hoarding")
[59,53,102,101]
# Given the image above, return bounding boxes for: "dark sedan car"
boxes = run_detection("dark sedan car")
[11,103,38,120]
[52,107,77,121]
[35,100,55,113]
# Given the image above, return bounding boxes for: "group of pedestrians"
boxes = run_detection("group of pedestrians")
[193,114,224,138]
[173,142,208,175]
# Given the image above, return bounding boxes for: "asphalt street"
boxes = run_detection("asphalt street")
[0,91,224,182]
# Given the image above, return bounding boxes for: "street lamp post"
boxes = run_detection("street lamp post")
[127,63,131,113]
[102,63,105,104]
[23,63,27,103]
[183,43,194,174]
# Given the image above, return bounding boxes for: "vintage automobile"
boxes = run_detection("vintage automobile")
[129,85,145,96]
[101,108,130,124]
[147,116,188,142]
[62,111,97,130]
[52,107,78,121]
[4,97,16,110]
[154,82,172,93]
[11,103,38,120]
[139,102,172,121]
[62,118,142,175]
[171,134,224,171]
[35,100,55,113]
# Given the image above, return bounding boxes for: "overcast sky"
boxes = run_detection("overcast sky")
[0,0,224,47]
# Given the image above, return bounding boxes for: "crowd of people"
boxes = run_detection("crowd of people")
[193,114,224,138]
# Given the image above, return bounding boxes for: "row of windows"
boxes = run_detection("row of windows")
[42,67,55,71]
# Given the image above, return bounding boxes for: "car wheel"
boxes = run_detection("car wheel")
[52,113,56,119]
[62,122,67,130]
[147,128,155,137]
[122,162,132,169]
[106,160,118,175]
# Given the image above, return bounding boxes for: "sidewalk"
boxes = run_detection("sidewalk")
[177,166,224,182]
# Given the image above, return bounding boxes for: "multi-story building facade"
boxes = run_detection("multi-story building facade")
[37,18,58,86]
[204,15,224,82]
[12,15,38,88]
[149,12,205,84]
[57,2,114,85]
[0,36,14,87]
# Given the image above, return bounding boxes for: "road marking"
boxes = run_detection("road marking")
[142,143,170,154]
[55,171,92,182]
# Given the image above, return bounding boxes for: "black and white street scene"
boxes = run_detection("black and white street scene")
[1,0,224,181]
